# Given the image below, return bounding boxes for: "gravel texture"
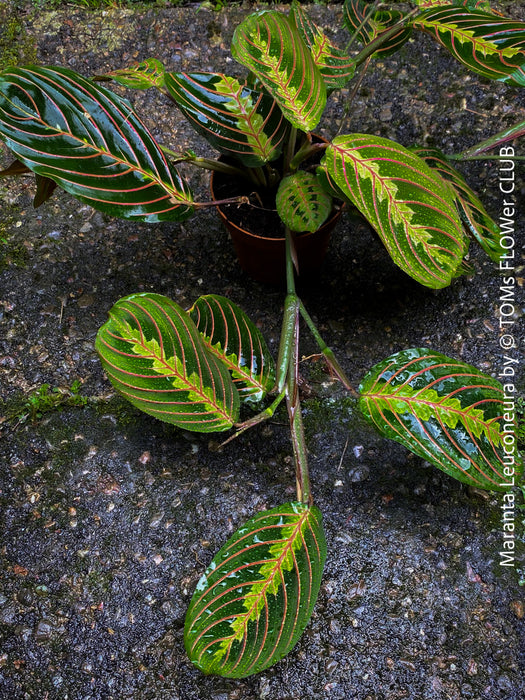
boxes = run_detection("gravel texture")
[0,3,524,699]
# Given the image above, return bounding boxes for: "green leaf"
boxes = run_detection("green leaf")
[164,72,288,167]
[343,0,412,58]
[320,134,467,289]
[359,348,523,491]
[413,7,525,87]
[290,1,355,92]
[412,1,495,11]
[95,58,166,90]
[95,293,239,432]
[231,10,327,133]
[0,65,193,222]
[412,147,504,261]
[276,171,332,233]
[185,502,326,678]
[188,294,276,405]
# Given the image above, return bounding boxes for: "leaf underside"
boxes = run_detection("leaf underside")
[185,502,327,678]
[96,293,239,432]
[188,294,276,405]
[0,65,193,222]
[359,348,523,491]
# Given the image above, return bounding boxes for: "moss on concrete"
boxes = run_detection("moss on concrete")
[0,4,37,70]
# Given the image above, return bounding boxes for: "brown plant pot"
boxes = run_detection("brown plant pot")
[209,143,343,286]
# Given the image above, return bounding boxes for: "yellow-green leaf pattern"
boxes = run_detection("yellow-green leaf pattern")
[185,502,326,678]
[96,293,239,432]
[359,348,523,491]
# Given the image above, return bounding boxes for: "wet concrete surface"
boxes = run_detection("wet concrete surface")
[0,3,524,698]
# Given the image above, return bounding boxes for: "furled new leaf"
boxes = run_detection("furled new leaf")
[290,1,355,92]
[96,293,239,432]
[164,72,288,167]
[185,502,326,678]
[413,7,525,87]
[412,147,504,261]
[276,171,332,233]
[320,134,467,288]
[231,11,326,133]
[188,294,275,405]
[343,0,412,58]
[359,348,523,491]
[0,66,193,222]
[95,58,166,90]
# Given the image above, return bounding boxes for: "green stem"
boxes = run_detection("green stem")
[285,226,296,296]
[299,302,357,394]
[344,0,382,53]
[353,7,418,68]
[284,127,298,176]
[194,196,251,209]
[283,226,311,505]
[219,389,287,448]
[286,304,311,506]
[160,145,247,177]
[275,294,299,394]
[289,140,328,172]
[251,166,268,189]
[448,154,525,162]
[450,119,525,160]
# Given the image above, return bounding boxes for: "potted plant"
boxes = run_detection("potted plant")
[0,0,523,680]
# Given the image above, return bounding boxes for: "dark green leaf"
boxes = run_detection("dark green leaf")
[320,134,467,288]
[185,502,326,678]
[359,348,523,491]
[96,293,239,432]
[231,11,327,133]
[276,171,332,233]
[188,294,275,405]
[164,72,288,167]
[413,7,525,87]
[413,1,495,11]
[0,65,194,222]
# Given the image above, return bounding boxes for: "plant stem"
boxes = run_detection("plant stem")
[353,7,418,68]
[284,127,298,175]
[160,145,247,176]
[194,195,251,209]
[219,388,287,448]
[289,139,328,172]
[344,0,382,53]
[286,304,311,506]
[449,154,525,162]
[276,294,300,394]
[299,302,357,394]
[283,226,311,505]
[450,119,525,160]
